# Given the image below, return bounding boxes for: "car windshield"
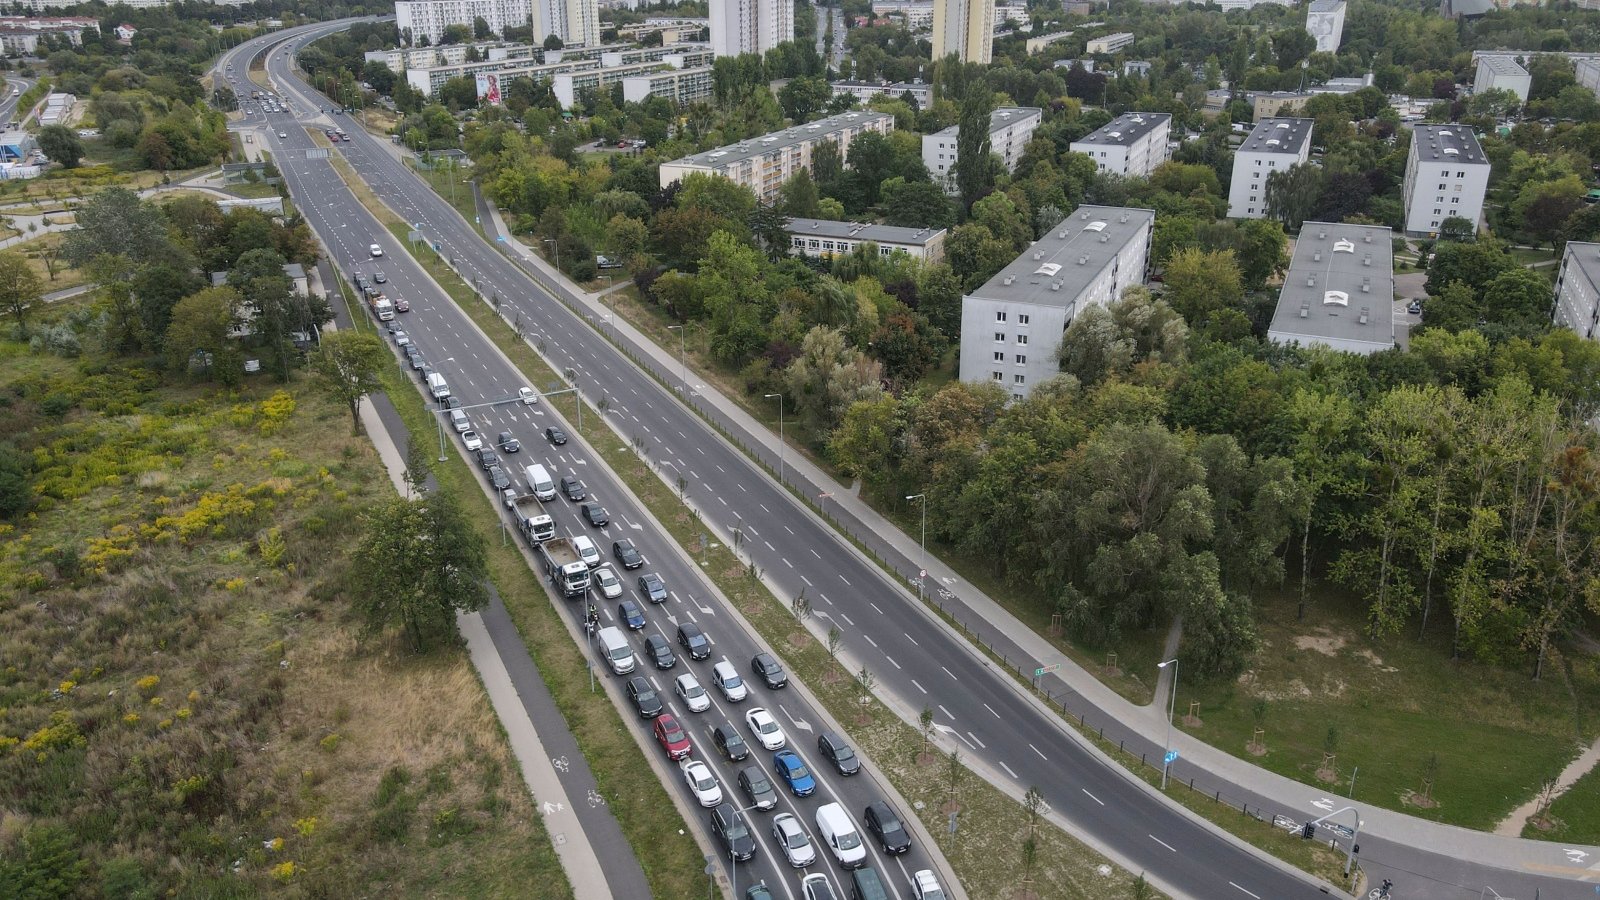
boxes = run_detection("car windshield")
[758,719,777,734]
[788,761,809,779]
[725,816,748,841]
[879,816,902,835]
[836,830,861,850]
[748,774,771,793]
[836,745,856,762]
[598,571,617,585]
[783,825,807,848]
[637,688,656,703]
[663,724,683,741]
[684,684,704,698]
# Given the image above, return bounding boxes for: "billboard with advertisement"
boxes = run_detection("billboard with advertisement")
[474,73,502,105]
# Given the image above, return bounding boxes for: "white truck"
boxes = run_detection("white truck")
[538,537,590,597]
[372,297,395,321]
[512,494,556,544]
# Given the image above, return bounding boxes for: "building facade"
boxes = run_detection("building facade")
[1085,31,1133,54]
[620,65,713,104]
[1474,54,1531,101]
[1552,242,1600,341]
[1227,117,1313,219]
[658,111,896,202]
[1305,0,1346,53]
[709,0,792,57]
[922,106,1042,195]
[1266,222,1395,355]
[830,79,932,110]
[785,218,946,264]
[1401,124,1489,237]
[546,0,602,48]
[396,0,535,45]
[1069,111,1171,178]
[958,206,1154,400]
[932,0,993,64]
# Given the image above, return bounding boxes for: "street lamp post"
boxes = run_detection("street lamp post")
[542,237,560,274]
[666,323,687,395]
[906,493,927,601]
[764,393,784,484]
[1158,657,1179,789]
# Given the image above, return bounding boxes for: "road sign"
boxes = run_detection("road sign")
[1164,749,1179,765]
[1034,664,1061,677]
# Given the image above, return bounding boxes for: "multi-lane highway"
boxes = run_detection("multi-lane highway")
[220,27,958,900]
[222,19,1600,900]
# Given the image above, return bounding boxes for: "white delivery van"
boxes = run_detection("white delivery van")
[524,463,556,501]
[816,803,868,869]
[573,534,600,568]
[426,372,450,400]
[450,409,470,433]
[598,626,635,675]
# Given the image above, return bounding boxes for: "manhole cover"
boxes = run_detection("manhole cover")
[554,833,567,846]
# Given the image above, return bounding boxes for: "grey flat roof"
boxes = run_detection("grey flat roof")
[1411,124,1487,164]
[1269,221,1394,349]
[1072,111,1170,147]
[1308,0,1345,12]
[1239,117,1313,155]
[930,106,1042,140]
[1478,54,1527,75]
[785,217,944,246]
[1562,241,1600,294]
[664,111,895,171]
[967,205,1154,309]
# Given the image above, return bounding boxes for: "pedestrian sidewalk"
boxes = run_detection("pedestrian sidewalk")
[470,189,1600,881]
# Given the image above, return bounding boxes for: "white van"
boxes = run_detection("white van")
[815,803,867,870]
[711,660,747,702]
[573,534,600,568]
[426,372,450,400]
[450,409,470,433]
[597,625,635,675]
[524,463,556,501]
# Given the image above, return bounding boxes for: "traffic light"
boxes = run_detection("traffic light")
[1301,822,1316,840]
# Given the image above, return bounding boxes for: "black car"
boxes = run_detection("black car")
[408,352,427,371]
[486,466,512,491]
[545,426,568,445]
[625,676,662,718]
[476,448,500,471]
[613,539,643,569]
[817,731,861,776]
[581,502,609,527]
[736,765,777,811]
[643,634,676,669]
[561,475,587,501]
[863,801,911,855]
[677,622,711,661]
[751,652,787,689]
[443,396,462,410]
[710,802,755,861]
[497,432,520,453]
[638,572,668,603]
[712,724,749,762]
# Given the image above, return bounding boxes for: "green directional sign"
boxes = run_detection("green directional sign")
[1034,664,1061,677]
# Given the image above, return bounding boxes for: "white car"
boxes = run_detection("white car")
[675,673,710,713]
[910,870,947,900]
[744,707,785,750]
[680,759,723,807]
[711,660,747,702]
[772,812,817,868]
[801,873,838,900]
[392,331,410,347]
[593,565,622,600]
[519,386,538,405]
[369,243,384,257]
[277,131,287,138]
[461,430,483,451]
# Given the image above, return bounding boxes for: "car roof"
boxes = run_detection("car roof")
[676,673,699,687]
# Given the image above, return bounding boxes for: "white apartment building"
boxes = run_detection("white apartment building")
[1578,58,1600,93]
[546,0,602,50]
[553,56,705,107]
[365,42,533,74]
[831,80,932,110]
[872,0,935,29]
[785,218,947,265]
[1401,124,1489,237]
[1305,0,1346,54]
[932,0,994,64]
[958,206,1154,400]
[1069,112,1171,179]
[1553,242,1600,342]
[621,66,713,104]
[1227,117,1314,219]
[923,106,1042,195]
[658,111,896,202]
[1474,54,1531,102]
[397,0,535,45]
[1085,32,1133,54]
[1266,222,1395,355]
[709,0,792,57]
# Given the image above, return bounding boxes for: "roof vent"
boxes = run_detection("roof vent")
[1333,239,1355,253]
[1003,275,1015,285]
[1363,254,1371,266]
[1084,221,1106,232]
[1080,211,1090,220]
[1363,232,1372,243]
[1314,251,1323,262]
[1324,290,1349,306]
[1307,275,1316,287]
[1099,234,1109,243]
[1058,230,1068,239]
[1317,229,1327,239]
[1033,251,1043,260]
[1119,213,1128,223]
[1051,281,1062,290]
[1359,307,1370,325]
[1299,304,1310,318]
[1036,263,1062,277]
[1078,256,1089,265]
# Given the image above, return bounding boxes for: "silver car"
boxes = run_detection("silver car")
[771,812,816,868]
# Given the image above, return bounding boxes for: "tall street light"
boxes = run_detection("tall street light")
[764,393,784,484]
[906,493,927,602]
[542,237,560,275]
[1158,657,1179,790]
[666,323,687,394]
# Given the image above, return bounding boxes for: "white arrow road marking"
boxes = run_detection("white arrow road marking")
[778,705,812,732]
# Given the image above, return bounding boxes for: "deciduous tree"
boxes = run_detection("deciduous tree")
[350,493,489,651]
[310,330,388,435]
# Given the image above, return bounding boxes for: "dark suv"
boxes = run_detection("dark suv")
[677,622,711,660]
[710,802,755,861]
[751,652,787,689]
[817,731,861,775]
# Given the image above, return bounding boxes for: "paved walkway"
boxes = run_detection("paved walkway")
[1495,734,1600,836]
[470,187,1600,883]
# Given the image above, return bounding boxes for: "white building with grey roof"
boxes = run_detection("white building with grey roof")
[958,205,1154,400]
[1305,0,1346,53]
[785,218,946,264]
[1266,221,1394,355]
[1553,242,1600,342]
[657,111,896,203]
[922,106,1042,195]
[1227,117,1313,220]
[1474,54,1531,101]
[1069,112,1171,178]
[1401,124,1489,237]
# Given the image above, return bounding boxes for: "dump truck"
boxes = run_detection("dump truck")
[538,536,590,597]
[513,494,556,545]
[370,293,394,321]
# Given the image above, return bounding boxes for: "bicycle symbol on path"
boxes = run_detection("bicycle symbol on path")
[552,756,570,774]
[587,789,607,808]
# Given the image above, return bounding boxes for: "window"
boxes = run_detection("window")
[994,332,1005,342]
[1018,314,1030,325]
[996,311,1007,322]
[1438,183,1446,190]
[1253,172,1261,179]
[1247,207,1255,214]
[992,372,1003,381]
[1456,170,1465,177]
[1013,374,1025,384]
[993,351,1004,362]
[1430,220,1439,227]
[1017,334,1028,345]
[1249,195,1257,202]
[1433,208,1441,215]
[1015,354,1027,364]
[1013,393,1024,401]
[1451,197,1459,204]
[1435,196,1444,203]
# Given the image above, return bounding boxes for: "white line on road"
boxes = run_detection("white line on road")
[1082,789,1104,806]
[983,703,1000,719]
[782,558,793,568]
[862,634,877,648]
[966,731,985,749]
[838,613,854,626]
[800,575,812,586]
[941,666,957,681]
[1228,883,1260,899]
[1149,835,1177,853]
[1030,744,1048,760]
[885,655,900,669]
[999,760,1018,778]
[904,633,918,646]
[869,602,883,615]
[810,549,821,559]
[910,678,927,694]
[839,574,850,585]
[938,704,954,720]
[784,525,795,535]
[764,541,776,552]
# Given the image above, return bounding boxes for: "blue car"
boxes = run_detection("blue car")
[773,749,816,797]
[618,599,646,630]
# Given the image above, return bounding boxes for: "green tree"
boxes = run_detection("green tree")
[310,330,387,435]
[1264,163,1325,232]
[779,75,831,122]
[1424,239,1513,299]
[1163,247,1243,325]
[1481,268,1557,335]
[0,249,43,337]
[779,169,822,218]
[1288,388,1358,620]
[164,286,242,383]
[62,187,174,278]
[0,441,31,519]
[0,824,87,898]
[954,85,995,211]
[231,248,295,381]
[350,493,490,651]
[785,325,885,435]
[880,178,954,229]
[35,124,83,169]
[1512,173,1585,248]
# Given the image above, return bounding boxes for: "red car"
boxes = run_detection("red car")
[393,297,410,312]
[654,713,692,760]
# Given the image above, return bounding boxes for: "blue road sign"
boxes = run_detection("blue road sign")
[1164,750,1179,765]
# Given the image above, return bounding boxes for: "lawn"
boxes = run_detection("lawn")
[12,232,88,295]
[1527,764,1600,841]
[0,300,563,896]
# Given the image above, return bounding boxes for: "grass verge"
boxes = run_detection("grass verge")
[1526,762,1600,841]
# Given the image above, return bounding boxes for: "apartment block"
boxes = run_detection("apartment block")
[872,0,935,29]
[922,106,1042,195]
[830,79,932,110]
[621,65,713,104]
[1305,0,1345,53]
[1474,54,1531,102]
[709,0,792,57]
[1552,242,1600,341]
[958,206,1154,400]
[1227,117,1313,219]
[658,111,896,202]
[1401,124,1489,237]
[396,0,535,45]
[1070,112,1171,178]
[553,58,696,107]
[1085,31,1133,54]
[365,42,533,74]
[785,218,946,265]
[932,0,994,64]
[1266,222,1395,355]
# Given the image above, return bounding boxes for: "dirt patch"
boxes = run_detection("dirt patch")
[1356,648,1397,672]
[1295,632,1348,656]
[1401,790,1440,810]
